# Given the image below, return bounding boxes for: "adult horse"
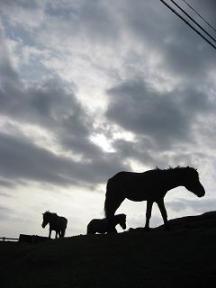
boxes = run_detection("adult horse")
[104,167,205,230]
[42,211,68,239]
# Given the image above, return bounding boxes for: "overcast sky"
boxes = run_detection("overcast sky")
[0,0,216,237]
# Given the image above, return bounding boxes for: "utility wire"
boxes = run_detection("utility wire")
[160,0,216,51]
[181,0,216,34]
[170,0,216,44]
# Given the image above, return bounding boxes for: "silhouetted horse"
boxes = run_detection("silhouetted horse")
[42,211,68,239]
[104,167,205,230]
[87,213,126,234]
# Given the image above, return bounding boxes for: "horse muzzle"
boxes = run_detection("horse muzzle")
[186,183,205,198]
[197,185,205,197]
[122,224,126,230]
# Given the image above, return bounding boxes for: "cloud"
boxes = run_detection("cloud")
[0,0,45,30]
[1,1,215,185]
[107,78,214,150]
[0,130,128,188]
[115,0,216,83]
[0,24,128,189]
[167,198,216,214]
[0,51,127,187]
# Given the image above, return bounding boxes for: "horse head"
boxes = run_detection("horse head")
[117,213,127,230]
[183,167,205,198]
[41,211,50,228]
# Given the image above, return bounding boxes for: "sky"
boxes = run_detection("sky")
[0,0,216,238]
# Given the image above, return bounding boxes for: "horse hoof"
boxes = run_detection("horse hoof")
[164,225,170,231]
[144,227,151,232]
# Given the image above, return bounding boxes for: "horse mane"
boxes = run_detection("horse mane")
[115,213,126,220]
[43,211,58,217]
[152,166,197,175]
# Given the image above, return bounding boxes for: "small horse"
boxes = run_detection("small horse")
[87,214,126,234]
[42,211,68,239]
[104,166,205,230]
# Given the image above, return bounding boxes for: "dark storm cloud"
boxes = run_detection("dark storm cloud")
[106,78,214,149]
[0,178,14,188]
[0,27,95,154]
[121,0,216,80]
[0,131,126,187]
[0,0,215,190]
[0,0,38,8]
[31,0,120,49]
[78,0,120,43]
[0,92,124,186]
[0,29,128,188]
[0,69,100,162]
[111,136,208,171]
[0,45,81,130]
[194,0,216,25]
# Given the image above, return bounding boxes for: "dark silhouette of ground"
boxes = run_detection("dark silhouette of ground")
[104,167,205,230]
[1,211,216,288]
[19,234,48,243]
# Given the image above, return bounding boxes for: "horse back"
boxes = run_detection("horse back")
[59,216,68,229]
[107,170,165,201]
[87,218,108,234]
[108,170,160,188]
[50,215,67,231]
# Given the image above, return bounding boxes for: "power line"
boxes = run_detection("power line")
[170,0,216,44]
[181,0,216,35]
[160,0,216,51]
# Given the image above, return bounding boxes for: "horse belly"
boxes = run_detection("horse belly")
[91,220,107,234]
[125,188,156,202]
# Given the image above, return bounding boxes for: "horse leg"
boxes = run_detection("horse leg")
[144,200,153,230]
[49,228,51,239]
[157,198,169,230]
[111,227,117,234]
[61,229,65,238]
[108,227,117,234]
[104,194,124,218]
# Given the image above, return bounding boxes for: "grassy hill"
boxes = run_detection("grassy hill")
[1,211,216,288]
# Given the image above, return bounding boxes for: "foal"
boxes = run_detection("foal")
[87,214,126,234]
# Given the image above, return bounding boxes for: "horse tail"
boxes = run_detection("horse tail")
[65,218,68,228]
[87,225,90,234]
[61,218,68,238]
[104,179,113,218]
[104,175,124,218]
[86,223,92,235]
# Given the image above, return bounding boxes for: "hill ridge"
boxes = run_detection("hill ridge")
[1,210,216,287]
